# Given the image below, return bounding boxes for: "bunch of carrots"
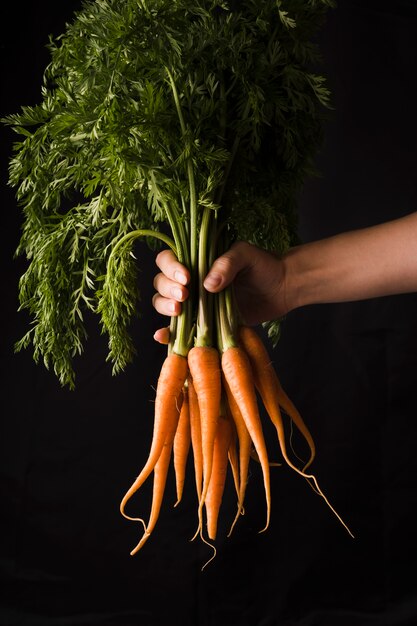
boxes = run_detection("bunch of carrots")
[119,284,354,561]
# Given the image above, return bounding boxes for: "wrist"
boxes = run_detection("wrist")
[281,243,317,314]
[281,247,301,314]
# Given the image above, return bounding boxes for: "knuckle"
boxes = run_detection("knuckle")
[215,254,234,270]
[212,253,235,276]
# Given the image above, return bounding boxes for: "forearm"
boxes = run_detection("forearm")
[283,212,417,312]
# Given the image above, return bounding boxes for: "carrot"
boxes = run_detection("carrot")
[238,325,316,471]
[120,352,188,521]
[226,411,240,503]
[173,384,191,506]
[187,346,222,530]
[130,437,174,555]
[238,325,354,538]
[204,412,233,541]
[221,345,271,533]
[188,375,203,503]
[223,376,252,536]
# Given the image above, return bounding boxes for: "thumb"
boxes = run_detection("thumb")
[203,242,249,292]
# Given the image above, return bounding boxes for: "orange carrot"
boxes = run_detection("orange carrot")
[120,352,188,521]
[221,345,271,533]
[188,376,203,503]
[204,412,233,541]
[238,325,354,538]
[173,384,191,506]
[187,346,221,530]
[223,376,252,536]
[130,437,174,555]
[226,410,240,502]
[238,325,315,471]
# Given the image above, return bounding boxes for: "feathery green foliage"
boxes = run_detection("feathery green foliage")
[4,0,334,387]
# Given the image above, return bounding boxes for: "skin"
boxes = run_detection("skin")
[152,211,417,343]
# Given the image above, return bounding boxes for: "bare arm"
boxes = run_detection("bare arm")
[285,211,417,311]
[152,212,417,341]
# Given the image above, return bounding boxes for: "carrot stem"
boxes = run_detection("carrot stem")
[196,207,214,347]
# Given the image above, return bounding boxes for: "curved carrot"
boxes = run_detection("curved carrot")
[238,325,354,538]
[187,346,221,532]
[205,412,233,541]
[120,352,188,520]
[173,384,191,506]
[223,376,252,536]
[130,438,174,555]
[238,325,316,471]
[188,375,203,504]
[221,345,271,533]
[226,412,240,502]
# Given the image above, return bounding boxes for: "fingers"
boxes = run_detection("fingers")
[155,249,190,286]
[203,241,253,293]
[152,250,189,344]
[152,249,190,317]
[152,276,188,316]
[152,241,256,326]
[153,327,170,345]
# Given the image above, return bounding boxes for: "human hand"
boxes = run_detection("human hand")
[152,241,289,344]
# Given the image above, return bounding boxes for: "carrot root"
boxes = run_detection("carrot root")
[221,345,271,534]
[130,439,174,555]
[238,325,354,538]
[173,384,191,506]
[188,346,222,536]
[205,413,233,541]
[120,353,187,532]
[121,325,354,561]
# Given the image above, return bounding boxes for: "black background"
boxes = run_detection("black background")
[1,2,417,625]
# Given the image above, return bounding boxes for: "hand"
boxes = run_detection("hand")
[152,241,288,344]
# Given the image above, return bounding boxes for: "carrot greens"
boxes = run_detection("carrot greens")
[4,0,353,561]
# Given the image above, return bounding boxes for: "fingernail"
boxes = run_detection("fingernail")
[204,272,222,290]
[169,301,177,313]
[174,271,187,285]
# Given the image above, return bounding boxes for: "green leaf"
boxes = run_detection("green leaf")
[4,0,334,385]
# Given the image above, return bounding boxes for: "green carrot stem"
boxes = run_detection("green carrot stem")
[218,287,237,353]
[195,207,213,347]
[166,68,198,276]
[167,316,177,356]
[172,298,193,357]
[109,229,177,259]
[167,210,193,356]
[164,202,189,266]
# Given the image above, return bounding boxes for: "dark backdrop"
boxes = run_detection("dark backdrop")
[1,2,417,625]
